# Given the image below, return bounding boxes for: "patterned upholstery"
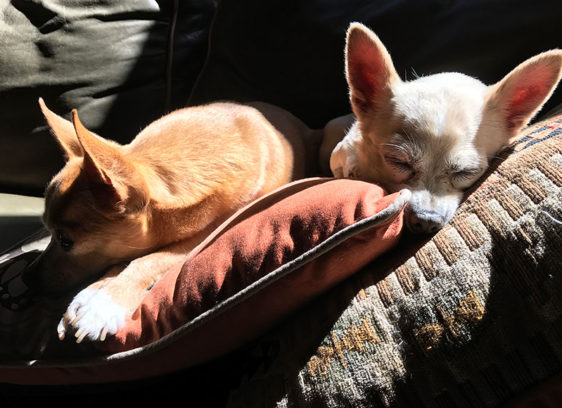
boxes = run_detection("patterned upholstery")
[0,116,560,403]
[228,116,562,407]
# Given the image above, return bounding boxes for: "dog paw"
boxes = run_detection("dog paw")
[57,288,127,343]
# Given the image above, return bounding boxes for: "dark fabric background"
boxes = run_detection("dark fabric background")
[189,0,562,128]
[0,0,215,194]
[1,0,560,194]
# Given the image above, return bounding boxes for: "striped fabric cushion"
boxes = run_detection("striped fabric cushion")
[228,115,562,408]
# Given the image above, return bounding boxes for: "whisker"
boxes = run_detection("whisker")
[382,142,412,155]
[123,244,153,250]
[488,154,509,161]
[401,129,418,146]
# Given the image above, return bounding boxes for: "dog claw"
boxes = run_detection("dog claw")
[75,327,89,344]
[70,313,84,326]
[57,319,67,340]
[100,328,108,342]
[57,288,127,343]
[74,327,84,339]
[74,327,87,342]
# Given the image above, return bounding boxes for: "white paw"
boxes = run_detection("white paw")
[58,288,127,343]
[330,136,361,179]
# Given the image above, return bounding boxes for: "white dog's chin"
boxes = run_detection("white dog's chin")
[405,190,461,234]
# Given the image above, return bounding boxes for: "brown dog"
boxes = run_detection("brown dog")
[24,99,321,343]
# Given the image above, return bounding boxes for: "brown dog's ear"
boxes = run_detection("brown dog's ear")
[71,110,115,186]
[486,50,562,135]
[71,110,137,212]
[345,23,401,120]
[39,98,83,159]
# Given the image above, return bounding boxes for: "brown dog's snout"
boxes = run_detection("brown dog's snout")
[21,244,71,295]
[21,253,45,291]
[21,252,75,295]
[21,239,116,295]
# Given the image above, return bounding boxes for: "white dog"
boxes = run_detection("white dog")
[325,23,562,233]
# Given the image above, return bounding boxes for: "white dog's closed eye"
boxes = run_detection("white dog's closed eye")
[384,153,414,181]
[382,133,422,182]
[330,22,562,234]
[448,164,484,190]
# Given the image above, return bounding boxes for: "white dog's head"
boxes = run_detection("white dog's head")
[331,23,562,233]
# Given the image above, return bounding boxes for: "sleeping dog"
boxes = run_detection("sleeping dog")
[324,23,562,233]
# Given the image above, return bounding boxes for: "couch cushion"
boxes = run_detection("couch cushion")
[225,115,562,407]
[0,178,408,384]
[0,0,215,194]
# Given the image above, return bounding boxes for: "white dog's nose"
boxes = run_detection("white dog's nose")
[406,211,443,234]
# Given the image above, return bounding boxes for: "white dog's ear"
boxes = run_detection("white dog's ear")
[345,23,401,120]
[486,50,562,135]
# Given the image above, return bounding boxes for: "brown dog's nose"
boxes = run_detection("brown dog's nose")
[406,211,443,234]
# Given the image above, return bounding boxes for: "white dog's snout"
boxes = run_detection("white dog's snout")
[406,190,461,234]
[406,209,446,234]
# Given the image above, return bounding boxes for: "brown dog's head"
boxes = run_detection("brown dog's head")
[23,99,150,294]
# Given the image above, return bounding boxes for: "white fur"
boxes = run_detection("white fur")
[392,73,488,143]
[329,23,562,234]
[57,288,127,342]
[330,122,362,178]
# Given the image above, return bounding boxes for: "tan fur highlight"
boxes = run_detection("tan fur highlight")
[25,99,320,342]
[39,98,84,159]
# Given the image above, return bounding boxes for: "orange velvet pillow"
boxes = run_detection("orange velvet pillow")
[0,178,408,385]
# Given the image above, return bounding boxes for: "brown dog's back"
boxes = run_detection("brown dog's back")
[29,100,320,294]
